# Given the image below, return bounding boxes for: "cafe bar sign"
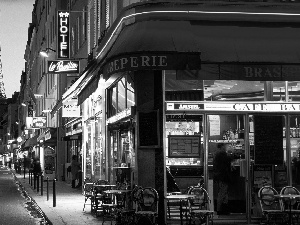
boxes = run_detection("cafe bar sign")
[48,60,79,73]
[166,102,300,112]
[57,11,70,59]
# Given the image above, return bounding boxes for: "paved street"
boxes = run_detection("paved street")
[0,166,43,225]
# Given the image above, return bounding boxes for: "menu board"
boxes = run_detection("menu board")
[168,135,200,158]
[254,115,283,165]
[253,165,272,191]
[138,110,159,148]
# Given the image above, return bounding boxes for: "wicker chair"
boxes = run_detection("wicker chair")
[135,187,159,225]
[258,185,287,225]
[187,186,214,225]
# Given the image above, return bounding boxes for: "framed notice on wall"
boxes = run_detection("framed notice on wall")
[168,135,200,158]
[138,110,160,148]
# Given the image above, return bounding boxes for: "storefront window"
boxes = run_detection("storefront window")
[107,73,135,117]
[117,77,126,113]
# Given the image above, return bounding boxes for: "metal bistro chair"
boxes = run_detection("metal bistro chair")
[82,178,95,212]
[258,185,287,225]
[118,185,143,225]
[92,179,110,217]
[187,186,214,225]
[279,186,300,224]
[135,187,159,225]
[101,182,129,225]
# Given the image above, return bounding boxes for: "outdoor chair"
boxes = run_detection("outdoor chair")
[93,179,110,216]
[101,181,131,225]
[279,186,300,224]
[258,185,287,225]
[187,186,214,225]
[118,185,143,225]
[135,187,159,225]
[82,178,94,212]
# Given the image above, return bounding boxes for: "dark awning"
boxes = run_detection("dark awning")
[23,135,38,149]
[77,74,100,105]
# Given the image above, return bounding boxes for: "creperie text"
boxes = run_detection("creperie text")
[105,55,167,74]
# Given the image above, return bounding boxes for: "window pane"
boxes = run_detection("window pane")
[127,73,135,108]
[117,78,126,112]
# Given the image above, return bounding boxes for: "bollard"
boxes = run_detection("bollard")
[53,179,56,207]
[23,163,26,179]
[47,177,49,201]
[29,170,31,184]
[30,170,33,186]
[41,175,44,196]
[34,174,36,189]
[37,175,39,192]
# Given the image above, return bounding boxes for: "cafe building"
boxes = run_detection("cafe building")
[63,2,300,224]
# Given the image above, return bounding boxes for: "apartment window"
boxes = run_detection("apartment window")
[77,17,81,49]
[82,7,88,41]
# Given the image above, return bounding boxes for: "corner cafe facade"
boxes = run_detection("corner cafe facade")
[63,2,300,223]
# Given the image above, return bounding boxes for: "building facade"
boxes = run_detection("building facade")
[13,0,300,224]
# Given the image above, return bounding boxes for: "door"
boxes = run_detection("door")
[207,114,247,220]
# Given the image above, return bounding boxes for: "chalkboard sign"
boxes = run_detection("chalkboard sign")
[138,110,159,148]
[254,115,283,165]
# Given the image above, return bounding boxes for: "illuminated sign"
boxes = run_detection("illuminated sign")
[62,99,80,117]
[26,117,47,129]
[48,60,79,73]
[166,102,300,112]
[57,11,70,59]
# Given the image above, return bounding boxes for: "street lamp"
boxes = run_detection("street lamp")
[39,48,56,58]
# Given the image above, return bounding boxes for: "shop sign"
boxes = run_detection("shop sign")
[166,103,204,110]
[26,117,47,129]
[205,103,300,112]
[48,60,79,73]
[167,102,300,112]
[28,104,34,117]
[103,53,201,77]
[45,131,52,141]
[62,99,80,117]
[106,108,131,124]
[57,11,70,59]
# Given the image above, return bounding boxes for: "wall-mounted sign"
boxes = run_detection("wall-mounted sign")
[28,104,33,117]
[166,102,300,112]
[26,117,47,129]
[57,11,70,59]
[62,99,80,117]
[103,53,201,78]
[48,60,79,73]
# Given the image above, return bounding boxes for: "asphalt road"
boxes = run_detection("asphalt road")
[0,165,44,225]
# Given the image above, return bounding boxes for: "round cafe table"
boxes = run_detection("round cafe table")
[275,194,300,225]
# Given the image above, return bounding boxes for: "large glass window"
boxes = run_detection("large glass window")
[107,72,135,117]
[165,70,300,102]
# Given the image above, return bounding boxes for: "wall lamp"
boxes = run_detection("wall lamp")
[40,48,56,57]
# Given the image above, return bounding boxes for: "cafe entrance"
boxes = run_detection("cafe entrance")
[205,112,300,223]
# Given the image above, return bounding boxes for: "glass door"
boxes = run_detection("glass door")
[207,114,246,220]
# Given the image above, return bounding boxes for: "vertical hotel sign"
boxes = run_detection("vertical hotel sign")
[57,11,70,59]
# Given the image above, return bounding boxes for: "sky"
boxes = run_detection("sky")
[0,0,35,98]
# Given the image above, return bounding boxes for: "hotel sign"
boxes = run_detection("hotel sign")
[167,102,300,112]
[57,11,70,59]
[48,60,79,73]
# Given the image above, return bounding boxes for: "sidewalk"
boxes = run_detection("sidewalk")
[11,168,107,225]
[10,167,258,225]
